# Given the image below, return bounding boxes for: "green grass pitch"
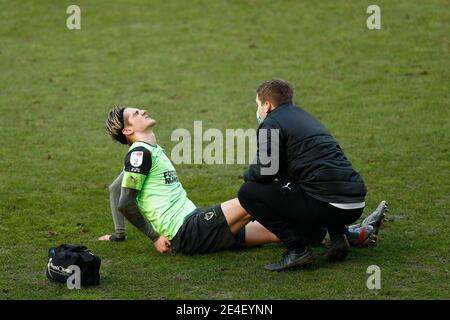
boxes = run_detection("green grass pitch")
[0,0,448,299]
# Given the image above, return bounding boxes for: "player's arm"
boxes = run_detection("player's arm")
[117,187,160,241]
[118,147,171,253]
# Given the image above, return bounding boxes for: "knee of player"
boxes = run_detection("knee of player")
[243,211,252,221]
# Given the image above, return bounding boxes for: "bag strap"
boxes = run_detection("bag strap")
[79,252,95,262]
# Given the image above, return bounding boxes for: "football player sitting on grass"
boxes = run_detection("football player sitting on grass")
[99,106,387,270]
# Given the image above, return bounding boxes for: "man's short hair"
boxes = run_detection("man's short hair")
[105,106,128,145]
[256,79,294,107]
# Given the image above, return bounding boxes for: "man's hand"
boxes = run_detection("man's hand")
[98,235,111,241]
[153,236,172,253]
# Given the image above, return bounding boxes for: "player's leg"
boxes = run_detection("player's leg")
[244,221,280,246]
[220,198,283,246]
[275,201,387,248]
[220,198,253,235]
[171,199,279,254]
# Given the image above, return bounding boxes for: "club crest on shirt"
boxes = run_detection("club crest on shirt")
[204,211,215,221]
[130,151,143,167]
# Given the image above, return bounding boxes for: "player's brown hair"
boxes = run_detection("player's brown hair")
[256,79,294,107]
[105,106,128,145]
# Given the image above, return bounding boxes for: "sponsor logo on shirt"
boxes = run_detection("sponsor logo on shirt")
[163,170,179,184]
[126,175,138,188]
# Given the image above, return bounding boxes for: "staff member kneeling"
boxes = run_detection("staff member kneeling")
[238,79,367,271]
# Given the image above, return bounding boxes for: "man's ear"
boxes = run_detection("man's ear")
[122,127,133,137]
[265,100,275,113]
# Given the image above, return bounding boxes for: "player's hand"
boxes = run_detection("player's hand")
[98,234,112,241]
[153,236,172,253]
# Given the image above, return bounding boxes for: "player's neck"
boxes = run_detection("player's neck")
[133,131,157,146]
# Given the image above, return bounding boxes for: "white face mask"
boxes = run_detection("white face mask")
[256,110,263,125]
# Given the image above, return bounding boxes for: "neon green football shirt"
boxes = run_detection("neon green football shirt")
[121,141,196,240]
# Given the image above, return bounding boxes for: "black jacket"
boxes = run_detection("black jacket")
[244,103,367,203]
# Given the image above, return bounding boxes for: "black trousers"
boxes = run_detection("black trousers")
[238,181,364,251]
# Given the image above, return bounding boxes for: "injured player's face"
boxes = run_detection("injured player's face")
[123,107,156,133]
